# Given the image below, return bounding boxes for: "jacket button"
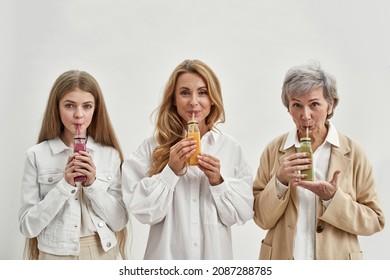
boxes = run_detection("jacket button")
[316,224,324,233]
[48,177,53,182]
[106,242,111,247]
[98,222,104,227]
[107,176,112,181]
[71,189,76,194]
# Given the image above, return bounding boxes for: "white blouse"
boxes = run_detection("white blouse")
[277,121,340,259]
[122,130,254,259]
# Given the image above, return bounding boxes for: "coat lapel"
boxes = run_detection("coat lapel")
[326,133,351,184]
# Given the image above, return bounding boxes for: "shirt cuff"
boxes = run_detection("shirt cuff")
[275,177,289,199]
[322,198,332,208]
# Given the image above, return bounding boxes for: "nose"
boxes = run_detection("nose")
[75,106,84,118]
[189,94,199,106]
[302,106,311,121]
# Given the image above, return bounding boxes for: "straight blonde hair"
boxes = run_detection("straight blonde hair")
[26,70,128,260]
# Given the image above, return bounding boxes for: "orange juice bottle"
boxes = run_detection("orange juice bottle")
[187,116,201,166]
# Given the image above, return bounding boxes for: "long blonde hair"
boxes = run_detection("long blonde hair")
[26,70,128,260]
[149,59,225,175]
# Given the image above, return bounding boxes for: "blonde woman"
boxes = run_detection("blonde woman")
[122,59,254,260]
[19,70,128,260]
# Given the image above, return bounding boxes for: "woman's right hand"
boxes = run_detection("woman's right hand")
[276,152,312,185]
[168,136,197,175]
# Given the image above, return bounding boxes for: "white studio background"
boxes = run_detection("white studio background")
[1,0,389,260]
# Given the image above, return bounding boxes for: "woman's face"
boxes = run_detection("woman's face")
[59,89,95,143]
[288,87,333,139]
[174,72,212,132]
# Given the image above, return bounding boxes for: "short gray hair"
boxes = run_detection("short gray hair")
[281,61,339,119]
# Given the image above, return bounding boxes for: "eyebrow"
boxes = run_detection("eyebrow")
[291,97,320,102]
[62,100,94,104]
[178,86,207,91]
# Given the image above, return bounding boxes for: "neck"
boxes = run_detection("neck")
[60,132,83,148]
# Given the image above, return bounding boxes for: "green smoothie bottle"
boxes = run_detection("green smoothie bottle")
[299,136,314,181]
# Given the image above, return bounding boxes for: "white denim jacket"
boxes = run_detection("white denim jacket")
[19,137,128,256]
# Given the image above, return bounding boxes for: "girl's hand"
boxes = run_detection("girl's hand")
[74,150,96,186]
[168,137,197,175]
[276,152,312,185]
[197,153,223,186]
[65,151,96,186]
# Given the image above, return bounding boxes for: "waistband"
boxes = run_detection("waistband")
[80,234,100,246]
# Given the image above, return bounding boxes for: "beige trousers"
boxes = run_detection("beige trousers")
[38,235,120,260]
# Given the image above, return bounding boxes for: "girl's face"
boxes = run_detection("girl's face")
[59,89,95,144]
[174,72,212,134]
[288,87,333,140]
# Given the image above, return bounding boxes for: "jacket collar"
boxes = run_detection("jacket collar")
[48,136,98,155]
[282,121,340,151]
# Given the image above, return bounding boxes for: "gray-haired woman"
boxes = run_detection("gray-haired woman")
[253,61,385,260]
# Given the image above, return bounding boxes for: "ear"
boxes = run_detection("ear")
[327,101,334,115]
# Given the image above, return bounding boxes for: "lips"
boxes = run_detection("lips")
[187,111,201,119]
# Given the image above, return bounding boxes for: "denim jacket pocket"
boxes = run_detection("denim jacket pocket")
[38,170,64,198]
[97,172,114,189]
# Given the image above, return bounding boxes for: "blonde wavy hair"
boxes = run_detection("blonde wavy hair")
[149,59,225,175]
[26,70,128,260]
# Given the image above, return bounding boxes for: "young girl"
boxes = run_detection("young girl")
[19,70,128,260]
[122,59,254,259]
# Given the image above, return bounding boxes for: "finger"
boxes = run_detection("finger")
[67,155,76,164]
[330,170,341,187]
[286,152,311,161]
[200,153,219,161]
[75,161,95,173]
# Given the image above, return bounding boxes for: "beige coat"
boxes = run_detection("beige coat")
[253,131,385,260]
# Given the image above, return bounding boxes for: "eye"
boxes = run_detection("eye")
[198,90,208,96]
[310,102,320,108]
[83,103,94,110]
[179,90,190,96]
[64,103,75,109]
[291,102,301,109]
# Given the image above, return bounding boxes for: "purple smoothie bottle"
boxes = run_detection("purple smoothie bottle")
[73,125,87,183]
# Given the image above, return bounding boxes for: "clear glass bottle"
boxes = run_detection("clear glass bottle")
[73,135,87,182]
[187,119,201,166]
[299,137,314,181]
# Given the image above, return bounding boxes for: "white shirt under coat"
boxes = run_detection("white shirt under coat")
[122,130,254,260]
[276,121,340,260]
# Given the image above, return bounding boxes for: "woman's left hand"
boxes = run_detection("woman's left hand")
[197,153,224,186]
[74,150,96,186]
[291,170,340,200]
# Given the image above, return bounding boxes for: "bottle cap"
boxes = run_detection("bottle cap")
[74,125,86,140]
[74,135,86,141]
[300,137,311,141]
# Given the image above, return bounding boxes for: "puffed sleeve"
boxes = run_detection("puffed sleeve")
[122,138,180,225]
[209,138,254,226]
